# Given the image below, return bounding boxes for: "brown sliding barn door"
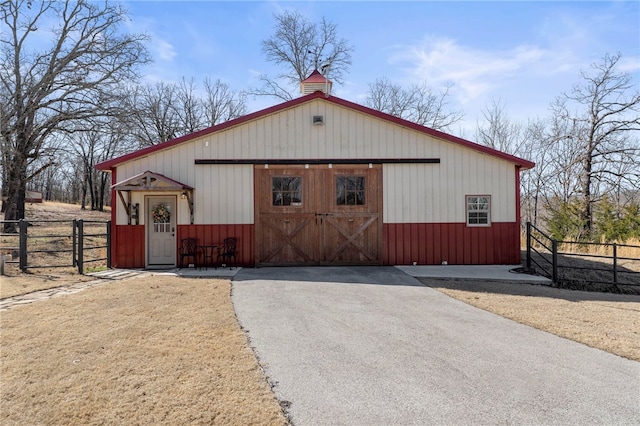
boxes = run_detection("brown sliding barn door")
[255,164,382,266]
[255,166,319,265]
[317,165,382,265]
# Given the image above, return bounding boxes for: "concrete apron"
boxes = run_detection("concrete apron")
[396,264,551,283]
[232,266,639,426]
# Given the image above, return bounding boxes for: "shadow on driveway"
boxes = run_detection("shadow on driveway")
[234,266,425,286]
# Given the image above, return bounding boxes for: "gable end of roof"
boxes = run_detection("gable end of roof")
[95,91,535,171]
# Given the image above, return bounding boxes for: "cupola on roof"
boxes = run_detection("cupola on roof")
[300,69,332,95]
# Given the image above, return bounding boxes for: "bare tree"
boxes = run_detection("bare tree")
[0,0,149,231]
[553,53,640,237]
[202,78,248,126]
[252,11,353,101]
[518,119,549,227]
[68,116,132,210]
[1,97,12,212]
[175,78,205,135]
[603,142,640,209]
[126,82,181,147]
[475,99,525,154]
[365,77,463,131]
[126,78,248,147]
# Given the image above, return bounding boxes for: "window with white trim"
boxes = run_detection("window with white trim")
[466,195,491,226]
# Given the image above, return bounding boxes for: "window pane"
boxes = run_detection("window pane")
[467,196,490,225]
[337,176,365,206]
[272,177,302,206]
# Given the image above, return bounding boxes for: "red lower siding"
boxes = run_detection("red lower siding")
[383,222,520,265]
[113,222,518,268]
[112,224,254,269]
[113,225,145,268]
[177,224,254,267]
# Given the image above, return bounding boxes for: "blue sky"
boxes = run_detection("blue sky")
[123,1,640,137]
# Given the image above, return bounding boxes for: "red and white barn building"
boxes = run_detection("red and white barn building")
[96,72,534,269]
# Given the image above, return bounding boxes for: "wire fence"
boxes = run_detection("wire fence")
[0,219,110,274]
[526,222,640,293]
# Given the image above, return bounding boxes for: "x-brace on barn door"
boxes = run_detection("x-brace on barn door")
[255,164,382,266]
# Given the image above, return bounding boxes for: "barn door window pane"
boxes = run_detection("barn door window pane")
[272,177,302,206]
[336,176,365,206]
[466,195,491,226]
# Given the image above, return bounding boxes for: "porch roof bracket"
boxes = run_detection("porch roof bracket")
[183,189,194,224]
[117,190,132,224]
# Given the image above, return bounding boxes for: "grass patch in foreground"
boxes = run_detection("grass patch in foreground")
[0,268,95,299]
[1,276,287,425]
[422,279,640,362]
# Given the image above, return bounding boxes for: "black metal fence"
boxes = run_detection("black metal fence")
[0,219,111,274]
[526,222,640,292]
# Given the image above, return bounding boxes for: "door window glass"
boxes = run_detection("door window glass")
[336,176,365,206]
[152,202,172,232]
[272,177,302,206]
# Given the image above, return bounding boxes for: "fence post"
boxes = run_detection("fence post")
[19,219,27,272]
[77,219,84,274]
[106,220,111,268]
[72,219,77,267]
[612,243,618,285]
[526,222,532,271]
[551,239,558,284]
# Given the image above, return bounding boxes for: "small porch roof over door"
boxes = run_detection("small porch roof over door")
[112,171,194,224]
[112,170,193,192]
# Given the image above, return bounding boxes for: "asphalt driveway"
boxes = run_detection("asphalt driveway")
[232,266,640,425]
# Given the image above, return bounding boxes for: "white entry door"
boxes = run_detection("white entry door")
[147,196,176,267]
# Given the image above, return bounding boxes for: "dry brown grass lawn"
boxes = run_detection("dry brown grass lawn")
[1,275,287,425]
[23,201,111,221]
[0,268,95,299]
[420,279,640,362]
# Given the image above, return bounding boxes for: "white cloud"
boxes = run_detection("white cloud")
[617,56,640,74]
[121,9,176,63]
[154,38,176,62]
[389,37,549,105]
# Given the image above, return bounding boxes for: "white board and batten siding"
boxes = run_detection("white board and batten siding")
[384,152,516,224]
[114,98,516,226]
[115,164,253,226]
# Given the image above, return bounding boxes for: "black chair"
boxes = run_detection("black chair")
[179,238,198,268]
[216,237,237,269]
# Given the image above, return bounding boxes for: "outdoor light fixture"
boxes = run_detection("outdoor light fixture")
[181,192,187,199]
